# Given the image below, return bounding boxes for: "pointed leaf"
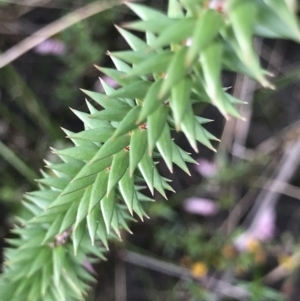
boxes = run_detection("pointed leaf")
[129,127,147,175]
[115,26,149,51]
[126,52,173,78]
[89,169,109,212]
[180,103,197,152]
[87,205,99,245]
[52,245,66,286]
[81,89,129,109]
[100,190,116,233]
[160,47,189,98]
[107,149,129,195]
[112,105,141,138]
[156,123,173,172]
[118,169,134,214]
[108,81,152,99]
[138,79,168,122]
[124,19,174,33]
[111,210,121,238]
[68,127,115,142]
[89,107,131,122]
[43,214,64,243]
[92,134,130,162]
[171,142,190,175]
[138,152,154,194]
[54,146,98,162]
[127,3,167,20]
[75,186,92,227]
[96,214,108,249]
[151,18,196,49]
[74,157,112,181]
[153,166,167,199]
[186,10,224,65]
[170,77,192,130]
[59,200,79,233]
[72,220,86,255]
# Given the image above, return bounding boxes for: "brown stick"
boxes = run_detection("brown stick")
[0,0,129,68]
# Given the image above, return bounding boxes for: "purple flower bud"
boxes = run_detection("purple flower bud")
[34,39,66,56]
[183,197,219,216]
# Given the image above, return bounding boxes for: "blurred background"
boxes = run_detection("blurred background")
[1,1,300,300]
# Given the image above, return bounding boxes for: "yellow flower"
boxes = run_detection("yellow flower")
[278,254,298,271]
[221,244,237,259]
[191,261,208,278]
[246,239,261,253]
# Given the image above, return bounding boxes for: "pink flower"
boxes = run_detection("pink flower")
[195,159,217,178]
[234,208,275,251]
[183,197,219,216]
[34,39,66,56]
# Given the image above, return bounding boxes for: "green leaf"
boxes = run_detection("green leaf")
[195,122,216,151]
[110,55,131,72]
[171,142,190,175]
[153,166,167,199]
[200,43,228,117]
[115,26,149,51]
[43,214,64,243]
[156,123,173,172]
[27,247,51,276]
[87,205,99,245]
[100,190,116,233]
[180,102,197,152]
[111,50,148,65]
[89,107,131,122]
[92,134,130,162]
[138,152,154,195]
[59,200,79,233]
[37,177,69,190]
[75,186,92,228]
[72,220,86,255]
[107,149,129,195]
[138,80,168,123]
[47,161,83,178]
[147,105,168,154]
[126,52,173,78]
[41,262,52,295]
[129,127,147,175]
[49,190,84,208]
[96,214,109,249]
[264,0,300,43]
[118,169,134,214]
[73,157,112,181]
[124,19,175,33]
[71,108,109,129]
[170,77,192,130]
[52,246,66,286]
[108,81,152,99]
[68,127,115,142]
[168,0,184,18]
[186,9,224,65]
[112,105,141,138]
[160,47,189,98]
[111,210,121,238]
[54,145,98,162]
[126,2,167,20]
[151,18,196,49]
[60,174,96,197]
[89,169,109,212]
[81,89,130,110]
[95,67,135,85]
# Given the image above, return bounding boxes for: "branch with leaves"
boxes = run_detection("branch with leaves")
[1,0,300,300]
